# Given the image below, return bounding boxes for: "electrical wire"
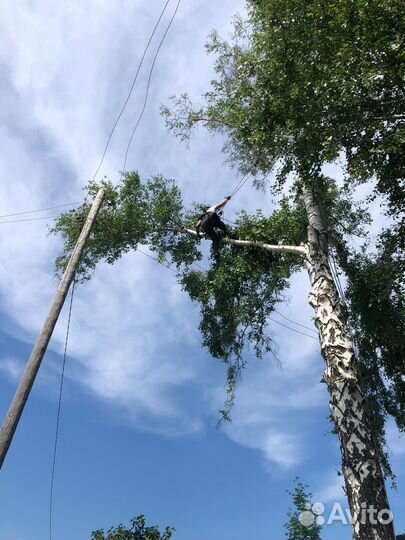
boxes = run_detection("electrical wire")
[122,0,182,174]
[0,202,80,219]
[194,262,207,272]
[330,253,346,302]
[3,3,178,220]
[137,247,206,273]
[2,1,176,223]
[329,251,362,360]
[137,244,318,341]
[273,309,318,335]
[91,0,172,183]
[329,244,398,517]
[269,316,319,341]
[137,248,177,273]
[49,280,76,540]
[0,215,59,225]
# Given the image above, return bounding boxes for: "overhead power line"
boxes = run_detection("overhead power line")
[269,316,318,341]
[0,215,59,225]
[49,280,76,540]
[273,309,318,335]
[1,2,180,222]
[91,0,173,183]
[136,245,317,341]
[122,0,182,173]
[136,248,177,273]
[0,202,80,219]
[0,202,80,220]
[137,247,206,273]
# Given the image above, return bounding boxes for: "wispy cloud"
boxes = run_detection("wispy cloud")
[209,299,324,471]
[0,356,25,382]
[314,471,346,504]
[0,0,338,465]
[0,0,250,437]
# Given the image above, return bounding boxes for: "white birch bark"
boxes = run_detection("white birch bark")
[180,207,396,539]
[302,186,395,540]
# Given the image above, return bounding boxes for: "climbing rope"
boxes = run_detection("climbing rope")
[229,173,251,198]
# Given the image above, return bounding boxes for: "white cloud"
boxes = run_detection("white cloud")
[0,0,378,476]
[0,357,25,382]
[314,472,346,504]
[221,412,303,470]
[0,0,249,438]
[262,432,302,469]
[212,295,325,471]
[217,374,325,471]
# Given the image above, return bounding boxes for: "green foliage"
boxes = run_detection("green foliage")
[91,514,174,540]
[52,174,307,419]
[284,478,322,540]
[53,0,405,476]
[237,198,307,246]
[51,173,200,281]
[181,197,306,419]
[250,0,405,191]
[162,0,405,195]
[161,0,405,473]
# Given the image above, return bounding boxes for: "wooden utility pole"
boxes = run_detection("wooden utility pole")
[0,188,105,469]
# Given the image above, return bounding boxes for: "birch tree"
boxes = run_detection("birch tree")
[53,170,397,540]
[52,1,404,538]
[159,2,403,537]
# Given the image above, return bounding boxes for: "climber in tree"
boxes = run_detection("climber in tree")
[195,196,232,261]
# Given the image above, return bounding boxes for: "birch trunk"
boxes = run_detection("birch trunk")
[302,187,395,540]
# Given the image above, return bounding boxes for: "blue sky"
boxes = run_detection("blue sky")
[0,1,404,539]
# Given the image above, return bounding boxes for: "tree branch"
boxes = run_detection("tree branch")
[177,228,306,256]
[370,114,405,121]
[223,237,306,255]
[185,115,241,129]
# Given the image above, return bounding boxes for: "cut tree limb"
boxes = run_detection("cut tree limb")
[182,228,306,256]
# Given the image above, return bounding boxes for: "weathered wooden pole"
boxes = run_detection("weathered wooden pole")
[0,188,105,469]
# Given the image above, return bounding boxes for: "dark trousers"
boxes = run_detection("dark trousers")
[200,213,228,260]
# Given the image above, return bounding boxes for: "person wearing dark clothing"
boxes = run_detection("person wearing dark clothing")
[195,196,231,261]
